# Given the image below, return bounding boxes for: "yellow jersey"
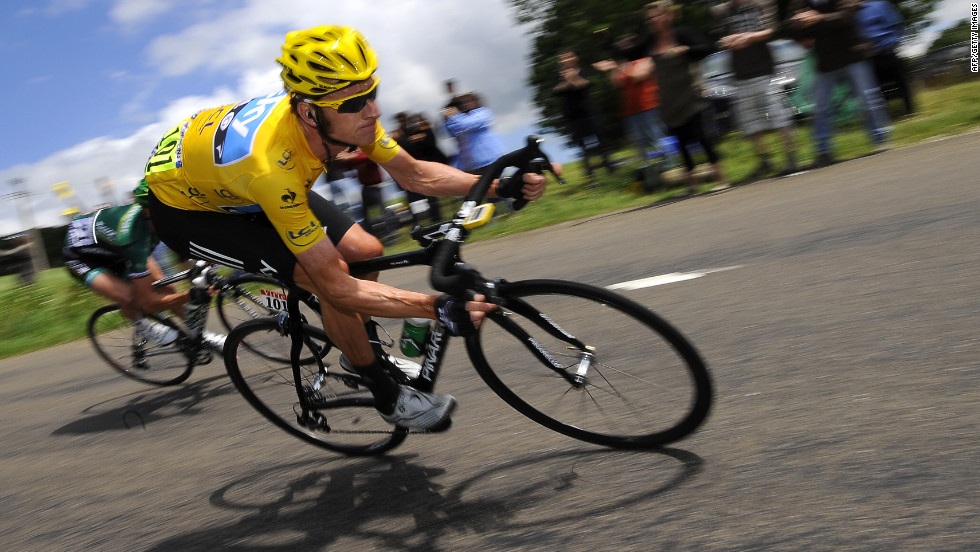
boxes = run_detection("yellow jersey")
[144,90,400,253]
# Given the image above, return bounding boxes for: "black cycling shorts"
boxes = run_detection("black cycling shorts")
[147,190,355,285]
[62,245,127,285]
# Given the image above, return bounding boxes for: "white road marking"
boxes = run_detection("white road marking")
[607,266,743,291]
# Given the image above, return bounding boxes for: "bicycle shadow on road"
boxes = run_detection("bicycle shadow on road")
[142,447,703,551]
[50,373,235,435]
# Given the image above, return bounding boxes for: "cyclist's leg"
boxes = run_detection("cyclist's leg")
[89,273,138,319]
[149,191,406,416]
[148,191,297,282]
[309,189,383,277]
[65,248,138,318]
[311,189,422,378]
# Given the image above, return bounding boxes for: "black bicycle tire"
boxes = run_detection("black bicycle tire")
[465,279,712,449]
[215,274,287,333]
[224,317,407,456]
[216,274,323,363]
[88,305,194,386]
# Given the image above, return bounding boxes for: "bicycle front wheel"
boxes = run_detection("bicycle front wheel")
[466,279,712,449]
[88,305,194,386]
[224,318,407,456]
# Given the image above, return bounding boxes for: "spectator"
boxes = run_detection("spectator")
[333,148,390,239]
[444,91,509,212]
[392,112,446,224]
[857,0,914,115]
[645,1,730,194]
[713,0,800,180]
[787,0,891,168]
[553,50,616,178]
[593,36,667,168]
[442,79,465,119]
[443,92,505,174]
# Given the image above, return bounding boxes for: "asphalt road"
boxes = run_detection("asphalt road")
[1,133,977,552]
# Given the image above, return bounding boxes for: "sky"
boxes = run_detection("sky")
[0,0,969,235]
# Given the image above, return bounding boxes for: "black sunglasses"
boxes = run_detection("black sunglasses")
[336,86,379,113]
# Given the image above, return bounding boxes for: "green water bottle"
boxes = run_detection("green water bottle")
[399,318,431,357]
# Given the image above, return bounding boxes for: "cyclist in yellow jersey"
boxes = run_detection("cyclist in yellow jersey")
[144,26,550,430]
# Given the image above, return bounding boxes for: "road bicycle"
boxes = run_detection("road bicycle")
[223,137,713,455]
[88,264,312,386]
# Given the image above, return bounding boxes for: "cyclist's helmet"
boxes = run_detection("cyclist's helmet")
[277,26,378,97]
[133,179,150,207]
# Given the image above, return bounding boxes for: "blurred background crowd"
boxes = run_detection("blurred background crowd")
[2,0,976,280]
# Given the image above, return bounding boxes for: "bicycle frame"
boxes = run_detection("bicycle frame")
[272,136,589,395]
[224,135,712,450]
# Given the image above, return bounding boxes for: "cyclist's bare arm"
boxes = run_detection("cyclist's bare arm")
[131,274,189,315]
[380,148,550,201]
[292,238,494,365]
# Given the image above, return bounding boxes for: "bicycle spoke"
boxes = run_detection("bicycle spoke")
[224,318,407,455]
[468,280,711,448]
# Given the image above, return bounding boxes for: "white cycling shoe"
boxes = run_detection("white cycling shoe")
[379,386,456,430]
[202,331,226,352]
[135,319,179,346]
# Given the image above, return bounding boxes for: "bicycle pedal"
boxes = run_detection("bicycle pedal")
[296,412,330,432]
[335,373,362,389]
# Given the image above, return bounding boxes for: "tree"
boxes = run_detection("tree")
[511,0,718,148]
[510,0,941,148]
[926,19,971,53]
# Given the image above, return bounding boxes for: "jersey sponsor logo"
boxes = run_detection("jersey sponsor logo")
[214,188,246,204]
[286,221,321,248]
[118,205,141,239]
[181,186,209,205]
[279,188,305,210]
[378,133,397,150]
[277,149,296,170]
[94,220,116,241]
[174,120,189,168]
[67,217,96,246]
[213,91,286,166]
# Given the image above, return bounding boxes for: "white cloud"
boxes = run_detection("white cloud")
[7,0,966,236]
[0,1,544,237]
[2,0,549,236]
[109,0,170,25]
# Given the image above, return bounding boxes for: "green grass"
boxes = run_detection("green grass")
[2,80,977,360]
[0,269,112,358]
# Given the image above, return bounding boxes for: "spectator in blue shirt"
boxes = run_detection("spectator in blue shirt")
[858,0,914,114]
[443,91,505,174]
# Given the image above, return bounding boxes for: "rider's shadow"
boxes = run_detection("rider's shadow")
[50,374,234,435]
[142,447,703,552]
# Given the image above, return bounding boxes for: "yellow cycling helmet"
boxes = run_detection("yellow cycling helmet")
[277,26,378,97]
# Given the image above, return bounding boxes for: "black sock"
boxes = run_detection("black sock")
[353,361,400,414]
[364,321,387,358]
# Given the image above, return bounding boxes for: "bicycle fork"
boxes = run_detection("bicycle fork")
[493,298,594,387]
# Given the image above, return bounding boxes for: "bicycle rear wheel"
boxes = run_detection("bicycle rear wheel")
[215,274,291,332]
[224,318,407,456]
[466,279,712,449]
[88,305,194,386]
[216,275,321,362]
